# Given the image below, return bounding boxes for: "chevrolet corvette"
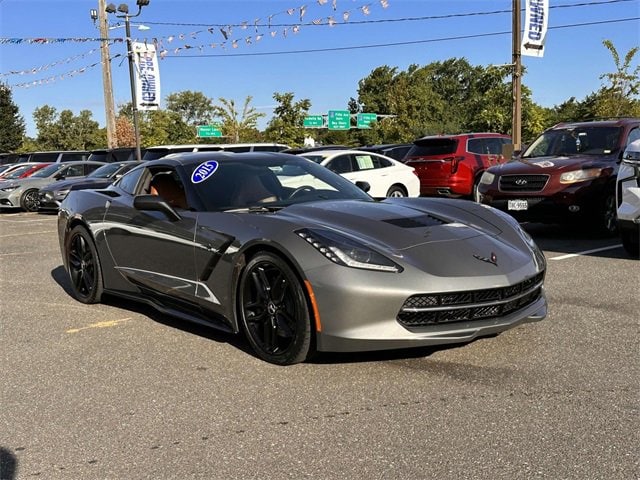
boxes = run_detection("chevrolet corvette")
[58,152,547,365]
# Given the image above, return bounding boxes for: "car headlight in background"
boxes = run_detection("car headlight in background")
[54,189,71,200]
[479,171,495,185]
[0,185,20,192]
[297,228,402,273]
[559,168,602,184]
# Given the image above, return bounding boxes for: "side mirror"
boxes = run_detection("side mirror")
[133,194,181,221]
[355,181,371,192]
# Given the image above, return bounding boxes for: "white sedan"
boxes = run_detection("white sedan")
[297,149,420,198]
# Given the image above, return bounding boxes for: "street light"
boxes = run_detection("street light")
[106,0,150,161]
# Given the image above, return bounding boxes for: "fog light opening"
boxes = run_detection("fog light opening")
[568,205,580,213]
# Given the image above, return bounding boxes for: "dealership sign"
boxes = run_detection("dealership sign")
[133,42,161,110]
[521,0,549,58]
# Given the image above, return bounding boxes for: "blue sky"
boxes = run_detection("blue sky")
[1,0,639,137]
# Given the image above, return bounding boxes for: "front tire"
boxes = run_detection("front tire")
[594,192,617,236]
[65,226,103,304]
[20,189,40,212]
[238,252,313,365]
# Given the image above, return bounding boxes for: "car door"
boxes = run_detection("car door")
[342,153,391,197]
[102,165,200,306]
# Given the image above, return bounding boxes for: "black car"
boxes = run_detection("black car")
[38,161,140,212]
[476,118,640,234]
[88,147,143,163]
[358,143,413,161]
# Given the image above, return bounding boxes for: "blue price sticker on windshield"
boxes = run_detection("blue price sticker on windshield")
[191,160,219,184]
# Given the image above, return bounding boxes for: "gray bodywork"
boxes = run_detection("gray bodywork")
[58,152,547,354]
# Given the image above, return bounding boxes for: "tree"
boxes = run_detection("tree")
[213,96,265,143]
[264,92,311,146]
[165,90,215,127]
[594,40,640,117]
[32,106,103,150]
[0,83,25,151]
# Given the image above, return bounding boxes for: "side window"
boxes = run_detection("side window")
[116,167,144,194]
[148,168,188,209]
[65,164,85,177]
[327,156,353,174]
[467,138,486,154]
[484,138,505,155]
[63,153,88,162]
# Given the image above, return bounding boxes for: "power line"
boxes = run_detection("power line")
[161,17,640,59]
[141,0,636,28]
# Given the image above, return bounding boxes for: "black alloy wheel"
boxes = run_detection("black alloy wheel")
[66,226,103,304]
[20,189,40,212]
[238,252,313,365]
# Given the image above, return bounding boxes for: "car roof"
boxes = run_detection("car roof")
[413,133,510,142]
[551,117,640,129]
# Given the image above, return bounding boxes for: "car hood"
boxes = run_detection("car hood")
[492,154,616,174]
[277,199,505,251]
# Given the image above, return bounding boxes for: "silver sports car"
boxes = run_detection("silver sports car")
[58,152,547,365]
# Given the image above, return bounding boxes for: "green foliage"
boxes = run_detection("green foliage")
[264,92,311,147]
[165,90,215,126]
[213,96,265,143]
[32,106,103,150]
[0,83,25,152]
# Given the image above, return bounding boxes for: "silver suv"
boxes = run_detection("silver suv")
[617,139,640,257]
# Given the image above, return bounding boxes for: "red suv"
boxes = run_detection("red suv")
[404,133,512,198]
[476,118,640,235]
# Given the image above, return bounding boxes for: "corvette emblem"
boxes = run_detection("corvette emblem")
[473,252,498,266]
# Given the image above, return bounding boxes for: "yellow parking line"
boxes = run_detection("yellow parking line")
[66,318,132,334]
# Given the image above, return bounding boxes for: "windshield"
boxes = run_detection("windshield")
[31,163,65,178]
[523,126,622,158]
[4,165,33,179]
[185,155,372,212]
[298,154,325,164]
[88,163,123,179]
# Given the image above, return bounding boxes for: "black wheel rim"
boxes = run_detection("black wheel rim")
[68,233,97,299]
[242,261,299,356]
[23,191,39,211]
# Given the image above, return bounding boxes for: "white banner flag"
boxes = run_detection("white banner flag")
[132,42,161,110]
[521,0,549,58]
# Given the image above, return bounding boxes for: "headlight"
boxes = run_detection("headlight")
[479,171,495,185]
[296,228,402,273]
[559,168,602,184]
[54,189,71,200]
[0,185,19,192]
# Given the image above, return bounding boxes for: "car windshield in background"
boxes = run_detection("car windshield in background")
[3,166,32,179]
[410,138,458,156]
[298,154,325,163]
[523,126,622,158]
[87,163,123,179]
[186,156,372,212]
[30,163,65,178]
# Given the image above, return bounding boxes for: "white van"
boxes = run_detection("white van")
[143,143,289,160]
[617,139,640,258]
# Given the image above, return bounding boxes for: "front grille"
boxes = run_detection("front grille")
[397,272,544,328]
[499,174,549,192]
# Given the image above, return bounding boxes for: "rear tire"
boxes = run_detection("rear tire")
[386,185,407,198]
[238,252,314,365]
[65,226,103,304]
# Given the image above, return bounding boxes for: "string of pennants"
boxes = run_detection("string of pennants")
[2,0,389,88]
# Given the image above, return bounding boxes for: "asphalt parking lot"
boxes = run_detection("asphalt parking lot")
[0,212,638,480]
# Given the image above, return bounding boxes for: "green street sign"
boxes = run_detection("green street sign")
[197,125,222,138]
[303,115,324,128]
[357,113,377,129]
[327,110,351,130]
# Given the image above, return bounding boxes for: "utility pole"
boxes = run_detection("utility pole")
[97,0,117,148]
[512,0,522,152]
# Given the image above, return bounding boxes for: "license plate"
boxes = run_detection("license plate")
[508,199,528,211]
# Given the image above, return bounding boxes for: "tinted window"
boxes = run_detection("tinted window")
[327,156,353,173]
[115,167,144,194]
[62,153,88,162]
[408,138,458,157]
[89,152,109,162]
[143,148,193,160]
[30,153,60,163]
[626,127,640,145]
[63,164,85,177]
[85,163,104,174]
[223,146,251,152]
[524,126,622,157]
